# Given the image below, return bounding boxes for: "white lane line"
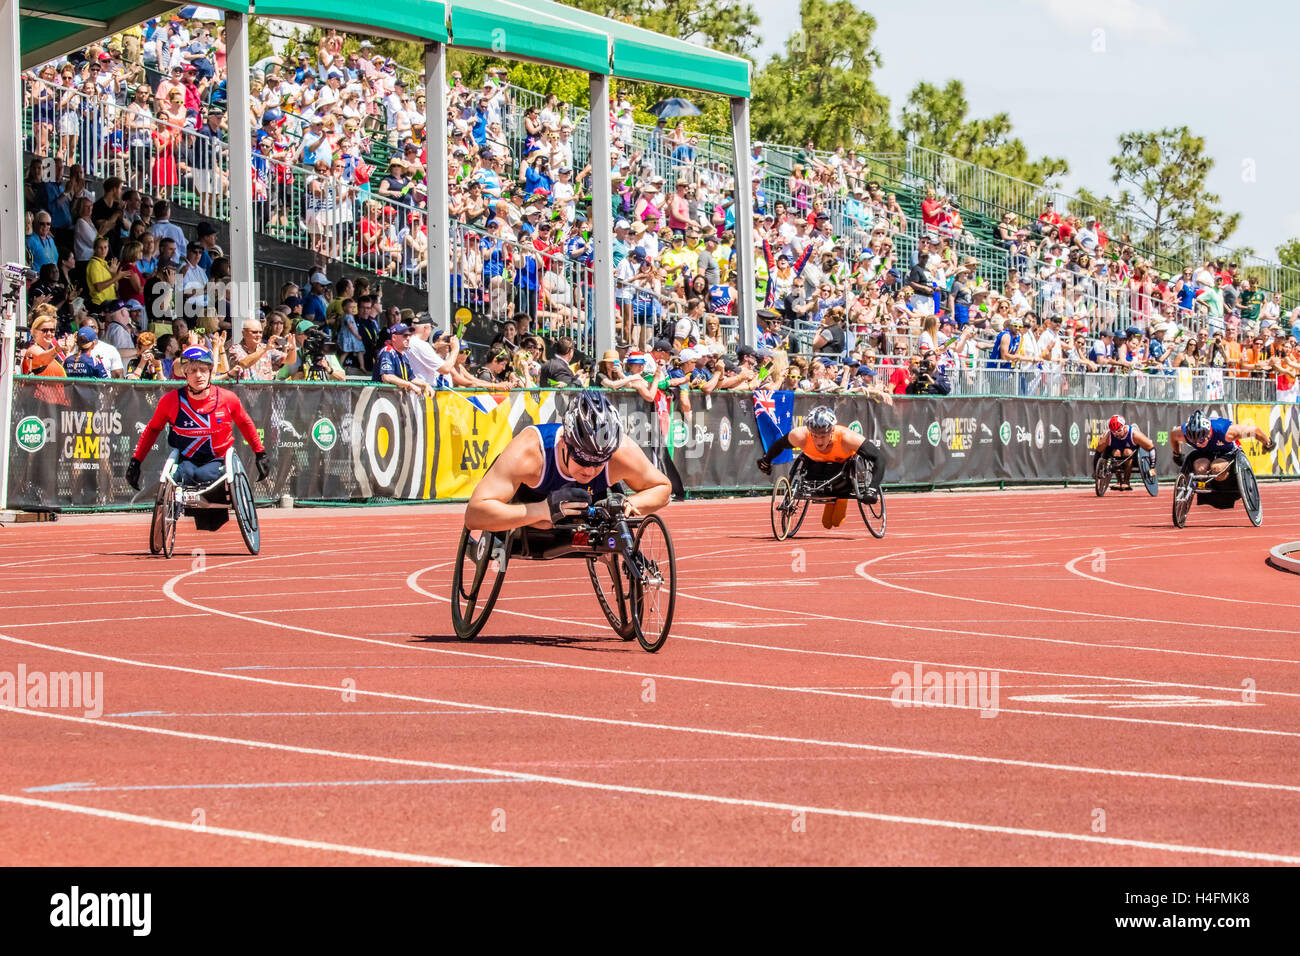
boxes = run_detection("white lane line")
[1063,551,1300,606]
[0,792,495,867]
[856,544,1300,636]
[4,647,1300,795]
[4,707,1297,865]
[22,777,526,793]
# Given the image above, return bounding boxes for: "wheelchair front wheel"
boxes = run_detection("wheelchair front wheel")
[451,527,510,640]
[628,514,676,653]
[588,553,637,640]
[150,481,177,558]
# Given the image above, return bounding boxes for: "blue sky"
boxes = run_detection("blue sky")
[748,0,1297,258]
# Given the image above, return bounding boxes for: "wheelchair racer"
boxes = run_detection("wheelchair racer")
[1170,409,1274,483]
[757,405,885,501]
[465,390,671,533]
[1092,415,1155,491]
[125,346,269,491]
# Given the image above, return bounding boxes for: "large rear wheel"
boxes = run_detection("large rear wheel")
[1137,448,1159,497]
[588,553,636,639]
[451,527,509,640]
[1172,473,1193,528]
[229,456,260,555]
[858,487,887,539]
[1237,453,1262,527]
[628,515,676,653]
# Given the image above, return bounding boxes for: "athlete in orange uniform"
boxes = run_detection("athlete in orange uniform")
[757,406,885,524]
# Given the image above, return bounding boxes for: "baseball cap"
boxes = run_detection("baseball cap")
[412,313,434,326]
[309,271,329,286]
[389,323,412,335]
[614,218,630,230]
[856,365,875,376]
[678,348,700,362]
[652,338,673,353]
[76,326,98,343]
[295,319,316,333]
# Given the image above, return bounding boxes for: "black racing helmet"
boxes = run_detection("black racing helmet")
[562,390,623,467]
[807,405,837,434]
[1184,410,1210,445]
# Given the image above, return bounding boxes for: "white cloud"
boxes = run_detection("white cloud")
[1026,0,1190,45]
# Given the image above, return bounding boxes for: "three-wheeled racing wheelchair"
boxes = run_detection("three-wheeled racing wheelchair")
[1094,446,1159,497]
[451,492,676,652]
[1171,446,1262,528]
[149,447,260,557]
[769,452,885,540]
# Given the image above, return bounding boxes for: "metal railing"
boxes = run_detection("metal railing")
[25,75,232,219]
[947,366,1277,402]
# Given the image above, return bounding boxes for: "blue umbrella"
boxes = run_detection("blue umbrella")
[649,97,701,119]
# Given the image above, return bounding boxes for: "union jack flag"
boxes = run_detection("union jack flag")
[753,389,777,421]
[172,393,215,458]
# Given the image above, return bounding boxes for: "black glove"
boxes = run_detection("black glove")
[125,457,141,491]
[1262,437,1276,453]
[757,457,772,476]
[548,486,591,525]
[1172,451,1184,467]
[255,451,269,482]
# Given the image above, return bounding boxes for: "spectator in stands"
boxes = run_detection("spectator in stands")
[540,337,584,388]
[64,326,109,378]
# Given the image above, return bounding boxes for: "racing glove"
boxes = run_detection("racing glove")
[1172,451,1184,467]
[548,486,591,525]
[757,456,773,476]
[125,457,141,491]
[255,451,270,482]
[1262,437,1276,453]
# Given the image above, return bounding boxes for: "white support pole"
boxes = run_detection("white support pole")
[225,12,255,341]
[729,96,756,349]
[588,72,615,359]
[0,0,26,509]
[425,42,451,332]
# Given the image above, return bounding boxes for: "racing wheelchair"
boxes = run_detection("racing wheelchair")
[1171,447,1262,528]
[1094,447,1159,497]
[149,448,261,557]
[451,493,676,653]
[769,453,885,541]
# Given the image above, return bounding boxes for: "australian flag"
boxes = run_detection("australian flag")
[753,389,794,464]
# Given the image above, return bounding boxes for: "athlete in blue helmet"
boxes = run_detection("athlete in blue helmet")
[1170,409,1274,483]
[465,390,670,531]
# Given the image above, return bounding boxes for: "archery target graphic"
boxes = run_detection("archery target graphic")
[352,388,426,498]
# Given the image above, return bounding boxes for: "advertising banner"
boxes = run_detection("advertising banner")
[7,378,1298,512]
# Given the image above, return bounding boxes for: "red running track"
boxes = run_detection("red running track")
[3,483,1300,866]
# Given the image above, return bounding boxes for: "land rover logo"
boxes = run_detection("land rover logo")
[311,418,337,451]
[926,422,941,447]
[670,419,690,446]
[848,420,863,434]
[15,416,46,453]
[999,422,1011,445]
[1069,423,1080,446]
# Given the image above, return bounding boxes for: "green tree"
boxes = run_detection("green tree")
[564,0,762,59]
[750,0,894,150]
[900,80,1067,187]
[248,17,276,66]
[1108,127,1239,254]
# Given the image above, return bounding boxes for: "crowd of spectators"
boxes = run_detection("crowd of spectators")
[14,16,1300,398]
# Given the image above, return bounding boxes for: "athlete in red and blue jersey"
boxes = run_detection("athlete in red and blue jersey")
[1171,410,1273,483]
[125,347,269,490]
[1092,415,1154,491]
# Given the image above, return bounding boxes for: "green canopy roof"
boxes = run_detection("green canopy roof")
[516,0,751,98]
[449,0,608,75]
[19,0,749,97]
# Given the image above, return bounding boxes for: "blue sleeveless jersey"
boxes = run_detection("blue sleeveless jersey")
[1109,425,1136,452]
[513,423,610,504]
[1202,417,1236,456]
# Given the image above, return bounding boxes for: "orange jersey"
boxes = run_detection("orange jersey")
[799,424,854,463]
